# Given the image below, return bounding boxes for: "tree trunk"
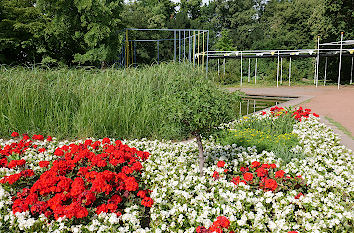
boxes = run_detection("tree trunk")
[196,134,205,176]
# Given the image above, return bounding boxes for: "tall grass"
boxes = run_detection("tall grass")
[0,63,235,139]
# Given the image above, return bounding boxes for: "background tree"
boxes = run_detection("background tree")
[0,0,45,64]
[36,0,124,66]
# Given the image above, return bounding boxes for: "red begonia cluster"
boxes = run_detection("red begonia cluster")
[214,160,307,194]
[0,133,153,221]
[262,106,319,121]
[196,216,232,233]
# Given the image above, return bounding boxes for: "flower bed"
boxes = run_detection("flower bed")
[0,107,353,232]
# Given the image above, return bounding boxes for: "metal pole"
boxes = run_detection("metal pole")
[157,41,159,64]
[193,31,196,67]
[324,57,327,86]
[198,31,200,68]
[289,57,292,86]
[255,58,257,84]
[183,31,186,61]
[202,32,205,70]
[134,41,136,66]
[239,101,242,116]
[350,57,353,85]
[223,58,225,76]
[206,31,209,76]
[280,57,283,84]
[316,36,320,87]
[337,32,344,89]
[248,58,251,82]
[174,30,176,62]
[276,51,279,87]
[218,59,220,76]
[189,31,191,62]
[247,99,249,115]
[179,31,181,62]
[240,52,243,86]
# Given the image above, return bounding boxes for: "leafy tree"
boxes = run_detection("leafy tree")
[160,68,240,176]
[213,29,236,51]
[36,0,124,66]
[0,0,45,64]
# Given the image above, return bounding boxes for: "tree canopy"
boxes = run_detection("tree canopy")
[1,0,353,79]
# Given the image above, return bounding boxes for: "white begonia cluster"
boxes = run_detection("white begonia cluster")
[0,112,353,232]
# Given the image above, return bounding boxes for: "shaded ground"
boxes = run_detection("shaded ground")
[228,85,354,150]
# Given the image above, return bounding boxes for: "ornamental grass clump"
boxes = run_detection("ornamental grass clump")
[0,133,152,230]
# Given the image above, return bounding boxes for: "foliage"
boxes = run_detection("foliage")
[0,63,241,140]
[0,0,46,64]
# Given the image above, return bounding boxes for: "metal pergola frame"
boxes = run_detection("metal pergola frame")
[206,34,354,89]
[120,28,210,74]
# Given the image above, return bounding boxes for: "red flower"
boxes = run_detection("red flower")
[38,148,46,153]
[32,134,44,140]
[251,161,261,168]
[288,231,299,233]
[212,171,220,180]
[313,113,319,117]
[275,170,285,178]
[11,132,19,137]
[39,161,50,168]
[255,168,268,177]
[270,164,276,169]
[243,172,253,182]
[141,197,154,207]
[47,136,52,142]
[265,178,278,191]
[295,192,304,199]
[217,161,225,168]
[232,176,240,185]
[240,167,249,173]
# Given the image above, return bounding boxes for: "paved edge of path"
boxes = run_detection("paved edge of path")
[228,87,354,152]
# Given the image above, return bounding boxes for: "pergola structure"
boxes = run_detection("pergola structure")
[205,33,354,89]
[120,28,210,73]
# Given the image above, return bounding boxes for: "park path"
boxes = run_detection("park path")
[228,85,354,151]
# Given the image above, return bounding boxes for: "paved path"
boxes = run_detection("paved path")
[228,85,354,150]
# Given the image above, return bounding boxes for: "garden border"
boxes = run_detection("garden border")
[228,87,354,151]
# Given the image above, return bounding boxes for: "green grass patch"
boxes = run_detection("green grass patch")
[0,63,241,140]
[325,116,354,140]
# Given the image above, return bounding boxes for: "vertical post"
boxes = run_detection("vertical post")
[134,41,137,66]
[248,58,251,82]
[174,30,176,62]
[183,31,186,61]
[324,57,328,86]
[131,41,133,65]
[289,57,292,86]
[247,99,249,115]
[218,59,220,76]
[193,31,196,67]
[198,31,200,68]
[189,31,191,62]
[125,30,129,68]
[223,58,226,76]
[337,32,344,89]
[276,51,279,88]
[316,36,320,87]
[239,101,242,116]
[178,30,181,62]
[157,41,160,64]
[202,31,205,71]
[280,57,283,84]
[240,52,243,86]
[350,57,353,84]
[255,58,258,84]
[206,31,209,76]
